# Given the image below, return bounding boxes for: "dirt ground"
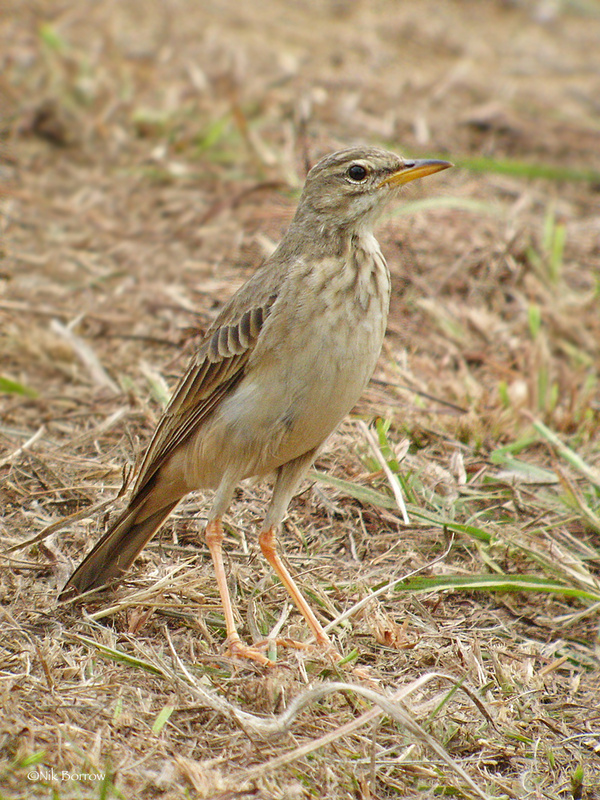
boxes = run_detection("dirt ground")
[1,1,600,798]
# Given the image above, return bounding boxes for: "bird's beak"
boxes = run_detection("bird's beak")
[379,158,453,188]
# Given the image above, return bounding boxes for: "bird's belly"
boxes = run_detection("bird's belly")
[195,303,387,482]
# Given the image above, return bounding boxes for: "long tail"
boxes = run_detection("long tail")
[59,500,179,599]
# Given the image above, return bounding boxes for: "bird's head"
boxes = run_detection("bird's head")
[295,146,452,232]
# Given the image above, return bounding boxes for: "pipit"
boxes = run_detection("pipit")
[61,146,452,665]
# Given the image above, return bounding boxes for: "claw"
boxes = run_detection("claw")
[225,636,275,667]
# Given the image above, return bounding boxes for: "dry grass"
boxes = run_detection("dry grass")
[1,1,600,798]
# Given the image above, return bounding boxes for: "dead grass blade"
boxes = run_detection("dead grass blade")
[323,535,455,635]
[50,318,119,393]
[5,484,128,554]
[0,425,45,469]
[233,678,494,800]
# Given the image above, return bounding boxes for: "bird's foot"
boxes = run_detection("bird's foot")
[225,634,374,680]
[225,636,275,667]
[225,635,318,666]
[265,635,346,666]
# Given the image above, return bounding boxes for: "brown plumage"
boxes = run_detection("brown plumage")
[61,146,452,665]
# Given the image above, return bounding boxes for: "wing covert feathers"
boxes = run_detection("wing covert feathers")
[133,299,274,495]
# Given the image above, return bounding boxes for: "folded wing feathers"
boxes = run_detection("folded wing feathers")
[207,305,267,361]
[132,300,274,494]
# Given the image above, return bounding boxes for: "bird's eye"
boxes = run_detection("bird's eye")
[347,164,368,182]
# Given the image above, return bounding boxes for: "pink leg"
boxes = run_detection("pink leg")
[205,519,273,667]
[258,526,341,661]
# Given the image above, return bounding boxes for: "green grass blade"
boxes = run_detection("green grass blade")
[489,452,558,484]
[152,705,175,735]
[392,573,600,602]
[72,634,167,676]
[310,470,397,509]
[0,375,38,398]
[408,509,492,543]
[533,419,600,488]
[311,471,492,542]
[454,155,600,183]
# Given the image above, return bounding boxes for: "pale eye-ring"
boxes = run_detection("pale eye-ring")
[347,164,368,182]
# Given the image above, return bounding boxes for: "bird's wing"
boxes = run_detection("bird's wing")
[132,297,277,495]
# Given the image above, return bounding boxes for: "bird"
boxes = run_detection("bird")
[60,146,452,665]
